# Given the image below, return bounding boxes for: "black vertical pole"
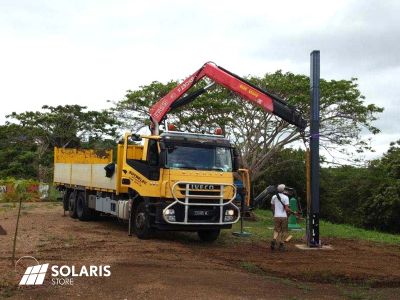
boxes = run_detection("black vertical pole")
[309,50,320,247]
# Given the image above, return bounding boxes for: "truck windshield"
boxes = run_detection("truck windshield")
[166,145,233,172]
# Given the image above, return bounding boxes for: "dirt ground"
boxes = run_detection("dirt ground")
[1,203,400,300]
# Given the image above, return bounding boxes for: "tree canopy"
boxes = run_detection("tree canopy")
[361,140,400,232]
[114,71,383,180]
[4,105,120,180]
[7,105,120,148]
[0,124,37,179]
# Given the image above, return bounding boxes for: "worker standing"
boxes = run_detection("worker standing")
[270,184,290,251]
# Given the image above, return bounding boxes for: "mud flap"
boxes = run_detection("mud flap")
[128,198,134,236]
[63,190,71,212]
[128,194,139,236]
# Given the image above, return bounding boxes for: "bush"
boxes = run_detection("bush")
[0,178,58,203]
[361,182,400,232]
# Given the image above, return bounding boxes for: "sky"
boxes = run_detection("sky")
[0,0,399,160]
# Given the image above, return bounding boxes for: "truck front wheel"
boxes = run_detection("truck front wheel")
[134,202,153,239]
[198,229,220,242]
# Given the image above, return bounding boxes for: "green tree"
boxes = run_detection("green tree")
[319,166,381,225]
[0,124,37,179]
[5,105,120,180]
[113,81,178,132]
[253,148,306,206]
[316,141,400,233]
[7,105,119,148]
[361,140,400,232]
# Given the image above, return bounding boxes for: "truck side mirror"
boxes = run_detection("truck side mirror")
[131,134,142,142]
[232,148,240,172]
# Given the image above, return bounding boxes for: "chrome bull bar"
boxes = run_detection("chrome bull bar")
[162,181,240,225]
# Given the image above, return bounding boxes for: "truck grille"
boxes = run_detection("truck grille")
[162,181,240,225]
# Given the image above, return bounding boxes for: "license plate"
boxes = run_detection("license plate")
[192,210,211,216]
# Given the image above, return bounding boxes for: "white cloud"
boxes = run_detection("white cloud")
[0,0,398,158]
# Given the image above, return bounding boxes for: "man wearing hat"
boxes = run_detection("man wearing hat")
[270,184,290,251]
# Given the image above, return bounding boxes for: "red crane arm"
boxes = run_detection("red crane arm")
[149,62,306,132]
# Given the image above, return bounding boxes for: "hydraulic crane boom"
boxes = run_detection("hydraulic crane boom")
[149,62,307,134]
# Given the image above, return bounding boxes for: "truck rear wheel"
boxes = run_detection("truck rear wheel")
[76,192,90,221]
[198,229,220,242]
[134,202,153,239]
[68,192,77,219]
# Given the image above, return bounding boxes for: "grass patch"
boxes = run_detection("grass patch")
[239,261,264,274]
[295,282,313,292]
[47,185,62,202]
[0,203,14,213]
[226,209,400,245]
[45,202,62,208]
[339,287,372,300]
[0,202,42,215]
[0,272,18,298]
[239,261,315,293]
[320,220,400,244]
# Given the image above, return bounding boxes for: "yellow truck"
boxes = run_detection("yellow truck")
[54,131,242,241]
[54,62,306,242]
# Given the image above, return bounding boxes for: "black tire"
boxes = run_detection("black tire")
[68,191,77,218]
[76,192,90,221]
[134,201,153,239]
[198,229,220,242]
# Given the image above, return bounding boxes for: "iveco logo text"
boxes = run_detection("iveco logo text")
[189,184,215,190]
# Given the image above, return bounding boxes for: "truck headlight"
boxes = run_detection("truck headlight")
[164,208,176,222]
[164,209,175,215]
[224,215,234,222]
[225,209,234,216]
[166,215,176,222]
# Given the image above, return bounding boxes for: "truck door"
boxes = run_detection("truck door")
[147,139,160,181]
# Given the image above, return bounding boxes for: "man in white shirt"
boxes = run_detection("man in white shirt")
[270,184,290,251]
